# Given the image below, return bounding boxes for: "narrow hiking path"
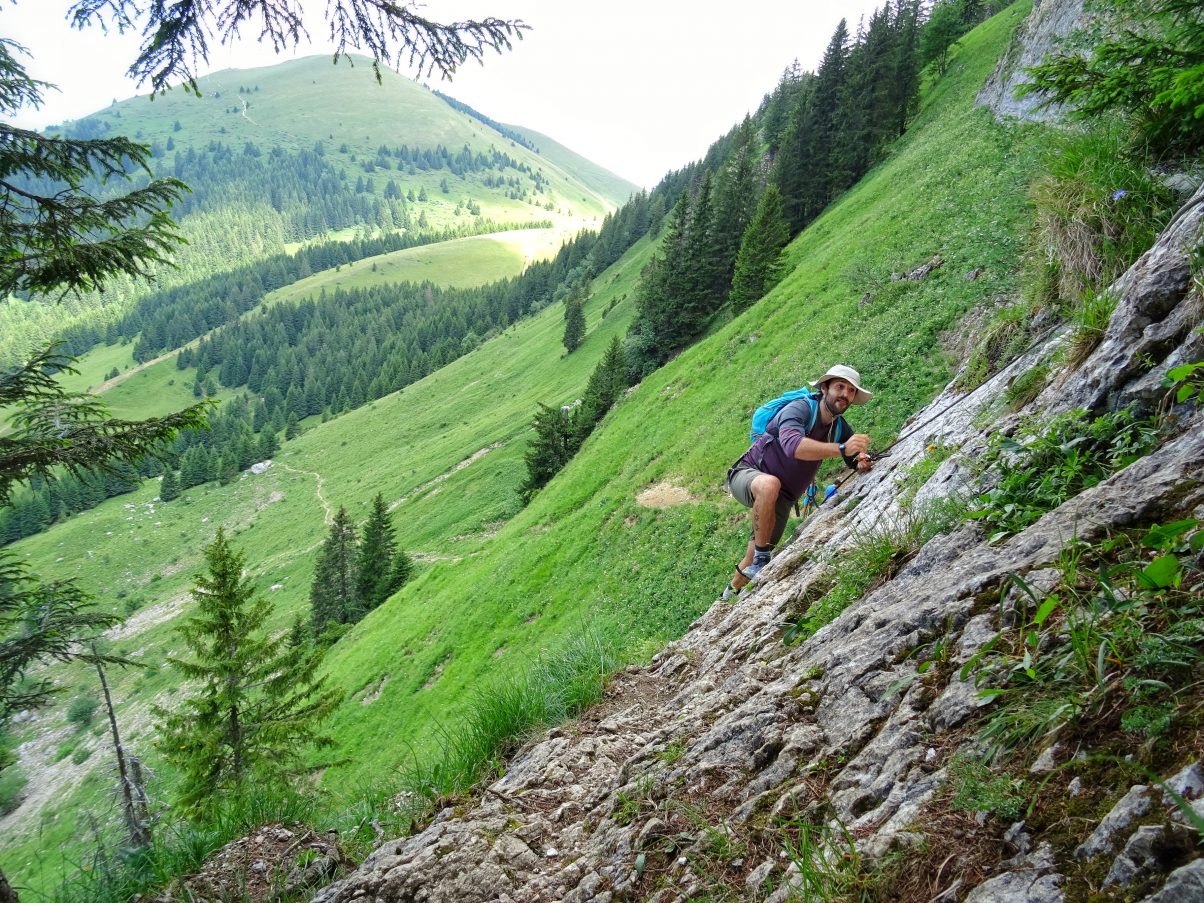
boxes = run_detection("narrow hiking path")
[276,463,334,525]
[387,442,503,511]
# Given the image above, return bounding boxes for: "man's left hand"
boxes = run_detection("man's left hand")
[856,453,874,473]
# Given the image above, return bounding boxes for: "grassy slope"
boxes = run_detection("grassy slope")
[507,124,643,202]
[0,233,654,891]
[264,228,565,303]
[89,55,619,226]
[1,2,1043,887]
[315,1,1045,788]
[0,55,632,363]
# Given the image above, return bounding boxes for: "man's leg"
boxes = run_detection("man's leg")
[732,473,782,590]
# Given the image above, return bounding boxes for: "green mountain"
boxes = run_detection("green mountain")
[1,2,1087,894]
[0,54,635,365]
[506,123,644,200]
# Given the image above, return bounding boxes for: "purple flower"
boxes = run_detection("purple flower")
[1112,189,1128,202]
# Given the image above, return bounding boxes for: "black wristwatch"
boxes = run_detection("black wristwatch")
[837,442,846,457]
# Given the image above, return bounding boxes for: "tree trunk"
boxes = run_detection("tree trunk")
[96,659,152,849]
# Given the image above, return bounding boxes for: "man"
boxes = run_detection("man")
[723,364,875,599]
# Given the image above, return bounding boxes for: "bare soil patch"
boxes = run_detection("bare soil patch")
[636,482,697,509]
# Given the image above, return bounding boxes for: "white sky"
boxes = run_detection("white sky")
[5,1,887,189]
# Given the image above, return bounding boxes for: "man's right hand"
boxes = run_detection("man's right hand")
[843,433,871,457]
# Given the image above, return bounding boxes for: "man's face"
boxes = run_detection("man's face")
[822,378,857,413]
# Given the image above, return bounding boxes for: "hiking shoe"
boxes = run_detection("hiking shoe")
[720,583,737,602]
[740,559,769,581]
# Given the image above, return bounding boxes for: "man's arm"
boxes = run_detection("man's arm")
[775,401,871,465]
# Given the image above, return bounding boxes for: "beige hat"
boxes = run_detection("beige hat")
[812,364,873,405]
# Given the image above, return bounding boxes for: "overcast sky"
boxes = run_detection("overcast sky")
[6,1,887,188]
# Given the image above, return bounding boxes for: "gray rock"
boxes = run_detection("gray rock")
[1162,762,1204,805]
[1104,824,1198,888]
[1077,786,1153,860]
[1140,858,1204,902]
[977,0,1086,123]
[964,844,1064,903]
[1030,744,1061,774]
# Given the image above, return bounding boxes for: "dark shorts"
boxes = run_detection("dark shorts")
[725,463,793,547]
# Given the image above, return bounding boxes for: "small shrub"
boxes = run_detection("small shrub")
[1004,363,1049,411]
[71,745,94,765]
[957,303,1034,390]
[949,754,1027,822]
[0,765,27,815]
[1066,290,1118,367]
[67,694,99,729]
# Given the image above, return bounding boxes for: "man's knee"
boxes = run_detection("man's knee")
[750,473,782,501]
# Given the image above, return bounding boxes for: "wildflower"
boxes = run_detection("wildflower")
[1112,189,1128,202]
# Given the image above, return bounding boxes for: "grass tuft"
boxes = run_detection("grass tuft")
[785,497,967,645]
[1030,123,1177,305]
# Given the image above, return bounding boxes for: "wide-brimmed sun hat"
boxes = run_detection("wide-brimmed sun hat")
[811,364,873,405]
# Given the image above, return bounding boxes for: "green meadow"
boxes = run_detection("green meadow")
[0,3,1049,891]
[265,227,570,302]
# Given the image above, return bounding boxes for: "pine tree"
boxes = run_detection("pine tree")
[159,469,180,502]
[356,494,401,613]
[519,403,576,504]
[729,184,791,312]
[310,507,360,632]
[563,296,586,353]
[679,170,724,323]
[154,529,338,815]
[776,19,851,233]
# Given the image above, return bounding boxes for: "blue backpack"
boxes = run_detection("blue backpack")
[749,389,821,442]
[749,389,852,445]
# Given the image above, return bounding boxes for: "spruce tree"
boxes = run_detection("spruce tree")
[154,529,338,815]
[776,19,851,233]
[729,185,791,312]
[575,337,629,442]
[310,507,360,632]
[563,296,586,353]
[159,469,180,502]
[519,404,576,504]
[356,494,402,613]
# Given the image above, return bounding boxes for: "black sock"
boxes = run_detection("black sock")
[753,544,772,564]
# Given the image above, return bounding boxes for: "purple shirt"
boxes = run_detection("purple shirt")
[738,398,850,503]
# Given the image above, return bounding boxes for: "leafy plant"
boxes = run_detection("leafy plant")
[949,754,1028,822]
[970,407,1162,540]
[963,519,1203,760]
[1163,357,1204,405]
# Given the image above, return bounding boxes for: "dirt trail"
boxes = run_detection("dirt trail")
[275,463,334,525]
[92,337,203,393]
[388,442,502,511]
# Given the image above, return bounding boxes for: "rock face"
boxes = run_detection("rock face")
[976,0,1085,122]
[313,179,1204,900]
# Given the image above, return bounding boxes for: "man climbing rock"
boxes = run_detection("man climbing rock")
[722,364,875,600]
